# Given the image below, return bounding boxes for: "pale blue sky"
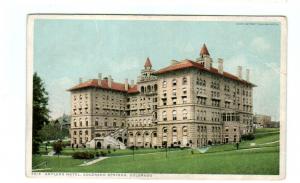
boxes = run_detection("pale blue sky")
[33,19,281,121]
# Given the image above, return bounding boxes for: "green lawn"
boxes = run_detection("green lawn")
[33,128,280,174]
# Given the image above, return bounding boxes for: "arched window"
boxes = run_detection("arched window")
[182,77,187,85]
[182,109,188,120]
[162,111,167,121]
[73,131,77,135]
[85,130,88,135]
[154,84,158,92]
[182,126,188,136]
[141,86,145,93]
[172,79,177,86]
[113,122,116,127]
[79,130,82,135]
[162,127,168,142]
[172,127,178,143]
[172,110,177,120]
[95,133,100,137]
[147,85,151,93]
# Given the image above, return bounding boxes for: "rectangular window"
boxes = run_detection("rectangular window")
[182,97,187,104]
[172,89,176,97]
[182,87,187,95]
[163,100,167,106]
[172,98,176,105]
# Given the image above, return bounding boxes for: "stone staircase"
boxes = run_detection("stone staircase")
[109,127,127,139]
[86,127,127,149]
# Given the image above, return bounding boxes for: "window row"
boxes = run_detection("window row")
[162,77,188,88]
[162,109,188,121]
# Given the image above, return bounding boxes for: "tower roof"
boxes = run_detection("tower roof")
[144,57,152,67]
[200,43,210,56]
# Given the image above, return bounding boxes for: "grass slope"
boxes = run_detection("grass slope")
[32,128,280,174]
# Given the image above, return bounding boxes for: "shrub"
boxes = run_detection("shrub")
[72,151,94,159]
[241,133,255,141]
[61,140,70,148]
[100,151,107,156]
[191,150,194,155]
[52,141,63,155]
[95,151,100,157]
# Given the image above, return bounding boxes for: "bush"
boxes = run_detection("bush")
[241,133,255,141]
[61,140,70,148]
[107,150,111,154]
[95,151,100,157]
[100,151,107,156]
[72,151,95,159]
[191,150,194,155]
[52,141,63,155]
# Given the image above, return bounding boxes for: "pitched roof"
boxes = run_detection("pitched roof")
[68,79,139,93]
[153,60,255,86]
[200,44,210,56]
[144,57,152,67]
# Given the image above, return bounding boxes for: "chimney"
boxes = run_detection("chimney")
[98,73,102,86]
[130,80,134,86]
[237,66,242,79]
[125,78,129,91]
[108,75,112,88]
[246,69,250,81]
[79,77,83,83]
[217,58,224,74]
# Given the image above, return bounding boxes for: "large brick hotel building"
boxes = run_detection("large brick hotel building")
[68,44,255,149]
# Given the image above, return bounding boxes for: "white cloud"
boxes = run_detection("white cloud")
[250,37,271,53]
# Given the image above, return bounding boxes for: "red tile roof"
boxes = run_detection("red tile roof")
[154,60,255,86]
[68,79,139,93]
[144,57,152,67]
[200,44,210,56]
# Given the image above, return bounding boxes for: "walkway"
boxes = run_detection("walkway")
[79,157,109,166]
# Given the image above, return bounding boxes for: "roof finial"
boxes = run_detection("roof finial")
[144,57,152,68]
[200,43,210,57]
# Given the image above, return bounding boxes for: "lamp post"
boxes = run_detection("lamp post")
[163,141,168,159]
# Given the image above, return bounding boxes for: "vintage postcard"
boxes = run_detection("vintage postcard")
[26,15,287,179]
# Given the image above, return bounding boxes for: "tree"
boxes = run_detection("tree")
[32,72,50,154]
[39,120,69,141]
[52,140,63,156]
